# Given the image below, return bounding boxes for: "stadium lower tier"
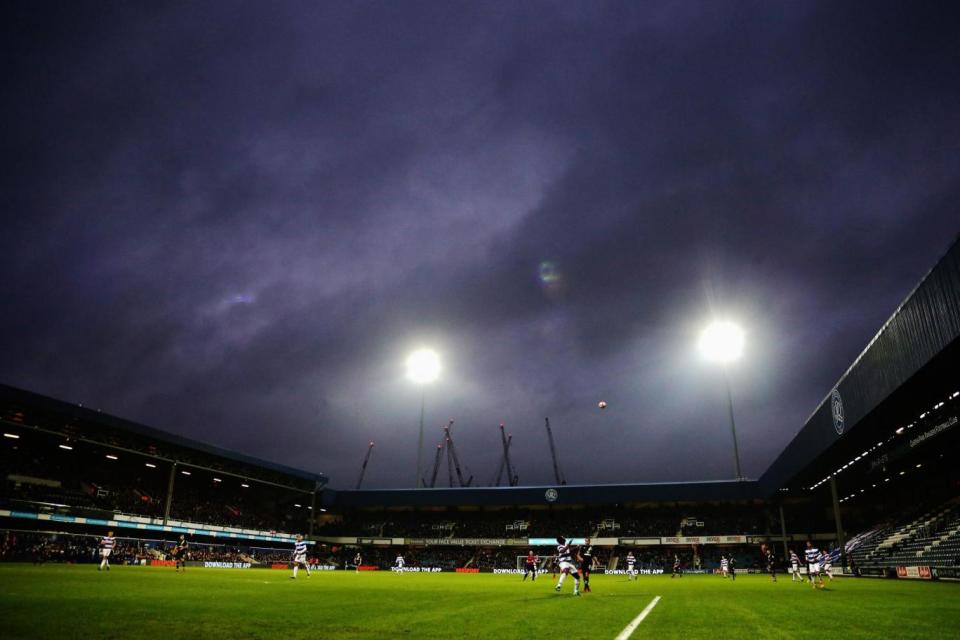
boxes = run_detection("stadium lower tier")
[847,497,960,570]
[7,498,960,575]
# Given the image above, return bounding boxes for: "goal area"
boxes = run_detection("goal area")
[515,555,558,572]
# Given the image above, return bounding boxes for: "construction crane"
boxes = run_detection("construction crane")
[443,420,473,487]
[493,432,510,486]
[544,418,566,485]
[355,441,375,489]
[427,442,444,488]
[444,421,455,487]
[494,423,518,486]
[503,426,517,486]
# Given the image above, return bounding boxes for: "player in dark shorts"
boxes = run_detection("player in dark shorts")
[764,546,777,582]
[172,535,188,572]
[578,538,593,593]
[671,554,683,578]
[728,556,737,581]
[522,550,537,581]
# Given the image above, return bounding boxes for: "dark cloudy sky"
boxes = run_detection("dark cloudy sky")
[2,1,958,489]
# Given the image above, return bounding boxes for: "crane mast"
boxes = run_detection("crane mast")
[544,417,565,485]
[355,441,375,489]
[443,420,472,487]
[428,442,444,488]
[500,423,518,486]
[494,431,513,486]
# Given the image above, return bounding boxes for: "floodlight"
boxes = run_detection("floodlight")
[406,349,440,384]
[698,321,744,364]
[697,319,748,480]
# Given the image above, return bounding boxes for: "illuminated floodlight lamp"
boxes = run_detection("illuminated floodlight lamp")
[698,321,744,364]
[406,349,441,384]
[697,319,746,480]
[407,348,441,488]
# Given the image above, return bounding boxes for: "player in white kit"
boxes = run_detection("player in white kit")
[790,550,801,582]
[395,554,405,572]
[98,531,115,571]
[720,555,729,578]
[805,541,823,589]
[625,551,637,580]
[821,549,834,581]
[291,534,311,579]
[553,537,581,596]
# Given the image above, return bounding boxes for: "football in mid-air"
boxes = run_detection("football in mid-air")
[598,401,607,410]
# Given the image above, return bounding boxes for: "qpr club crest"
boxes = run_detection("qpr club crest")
[830,388,845,435]
[544,488,559,503]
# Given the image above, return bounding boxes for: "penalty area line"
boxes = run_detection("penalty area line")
[614,595,661,640]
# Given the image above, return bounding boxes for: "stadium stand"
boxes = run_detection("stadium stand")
[1,385,326,540]
[849,498,960,570]
[314,505,780,539]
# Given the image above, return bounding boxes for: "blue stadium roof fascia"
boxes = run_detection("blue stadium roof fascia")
[327,478,761,508]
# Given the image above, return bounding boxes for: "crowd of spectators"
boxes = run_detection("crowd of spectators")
[0,531,143,564]
[2,529,791,572]
[0,531,287,565]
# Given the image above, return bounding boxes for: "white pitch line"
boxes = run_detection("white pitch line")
[614,595,661,640]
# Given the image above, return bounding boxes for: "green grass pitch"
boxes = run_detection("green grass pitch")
[1,565,959,639]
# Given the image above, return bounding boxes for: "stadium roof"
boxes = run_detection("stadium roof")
[758,234,960,493]
[0,383,326,488]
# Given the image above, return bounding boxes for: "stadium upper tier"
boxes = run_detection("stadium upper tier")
[0,384,326,491]
[1,385,325,538]
[312,503,791,539]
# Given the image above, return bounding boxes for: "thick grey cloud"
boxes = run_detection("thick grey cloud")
[2,1,958,488]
